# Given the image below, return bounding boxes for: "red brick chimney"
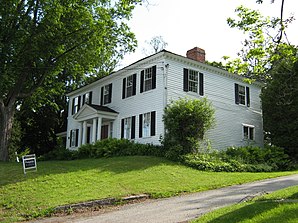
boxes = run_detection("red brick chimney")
[186,47,205,63]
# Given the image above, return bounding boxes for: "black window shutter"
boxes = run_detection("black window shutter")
[235,83,239,104]
[69,130,73,147]
[132,74,137,96]
[100,87,104,105]
[89,91,93,104]
[72,98,75,115]
[121,119,124,138]
[199,72,204,96]
[78,96,81,110]
[183,68,189,92]
[139,114,143,138]
[122,78,126,99]
[82,94,86,105]
[75,129,79,147]
[150,111,156,136]
[152,65,156,89]
[140,70,144,93]
[246,86,250,107]
[108,84,112,103]
[131,116,136,139]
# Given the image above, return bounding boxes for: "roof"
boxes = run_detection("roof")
[88,104,118,114]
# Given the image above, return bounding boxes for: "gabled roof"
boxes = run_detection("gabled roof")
[73,104,118,121]
[88,104,118,113]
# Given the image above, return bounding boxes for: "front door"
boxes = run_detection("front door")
[101,125,109,139]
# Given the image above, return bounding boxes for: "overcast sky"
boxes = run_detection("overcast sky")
[119,0,297,68]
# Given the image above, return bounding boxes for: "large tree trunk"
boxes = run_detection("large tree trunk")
[0,102,15,161]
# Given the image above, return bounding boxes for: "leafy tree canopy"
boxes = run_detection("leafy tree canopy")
[223,5,294,82]
[0,0,143,161]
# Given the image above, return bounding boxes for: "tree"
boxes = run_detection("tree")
[224,5,294,81]
[143,36,168,55]
[261,49,298,160]
[0,0,142,161]
[163,97,215,158]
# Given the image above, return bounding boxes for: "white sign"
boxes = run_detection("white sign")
[22,154,37,174]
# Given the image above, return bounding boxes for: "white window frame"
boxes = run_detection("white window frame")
[144,67,153,92]
[243,124,255,141]
[126,75,134,98]
[238,85,246,105]
[188,69,198,93]
[124,117,132,139]
[70,129,78,147]
[143,112,151,137]
[83,92,91,105]
[103,84,111,104]
[73,97,79,114]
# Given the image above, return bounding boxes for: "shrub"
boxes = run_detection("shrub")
[76,138,164,159]
[163,97,215,157]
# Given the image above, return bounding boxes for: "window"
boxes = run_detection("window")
[188,69,198,93]
[140,66,156,93]
[101,83,112,105]
[72,96,81,115]
[70,129,79,147]
[183,68,204,95]
[235,83,250,107]
[121,116,135,139]
[243,124,254,140]
[122,74,136,99]
[139,111,156,138]
[82,91,92,105]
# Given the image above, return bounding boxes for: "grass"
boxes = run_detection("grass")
[0,156,297,222]
[192,185,298,223]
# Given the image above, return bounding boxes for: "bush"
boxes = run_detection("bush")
[76,138,164,159]
[181,145,294,172]
[163,97,215,157]
[38,147,78,161]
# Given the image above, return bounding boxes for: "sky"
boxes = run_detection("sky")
[119,0,298,68]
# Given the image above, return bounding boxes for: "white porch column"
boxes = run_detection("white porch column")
[97,117,102,140]
[82,121,87,145]
[92,118,97,143]
[78,122,82,147]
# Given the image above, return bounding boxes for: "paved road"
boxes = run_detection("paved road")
[32,174,298,223]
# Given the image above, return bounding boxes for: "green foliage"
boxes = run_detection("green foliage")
[163,97,215,158]
[261,57,298,160]
[0,0,142,161]
[39,138,164,161]
[224,5,294,81]
[182,145,294,172]
[77,138,164,159]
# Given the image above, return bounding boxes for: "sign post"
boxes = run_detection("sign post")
[22,154,37,174]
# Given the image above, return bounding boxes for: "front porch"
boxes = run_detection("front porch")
[73,104,118,147]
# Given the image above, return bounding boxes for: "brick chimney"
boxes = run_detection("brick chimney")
[186,47,205,63]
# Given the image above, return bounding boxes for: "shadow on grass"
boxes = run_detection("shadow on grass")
[0,156,173,187]
[206,201,298,223]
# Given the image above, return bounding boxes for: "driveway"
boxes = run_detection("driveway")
[31,174,298,223]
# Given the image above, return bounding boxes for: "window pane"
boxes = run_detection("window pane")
[249,127,254,140]
[126,75,133,97]
[124,117,131,139]
[243,126,249,139]
[143,112,151,137]
[238,85,246,105]
[188,70,198,93]
[144,68,152,92]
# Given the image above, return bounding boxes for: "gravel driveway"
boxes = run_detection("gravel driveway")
[30,174,298,223]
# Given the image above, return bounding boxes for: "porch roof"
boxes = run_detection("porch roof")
[73,104,118,122]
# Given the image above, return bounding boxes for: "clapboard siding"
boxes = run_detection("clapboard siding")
[66,50,263,150]
[164,56,263,149]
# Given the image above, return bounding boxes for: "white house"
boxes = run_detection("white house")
[66,47,263,150]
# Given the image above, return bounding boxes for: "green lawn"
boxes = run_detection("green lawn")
[192,185,298,223]
[0,156,297,222]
